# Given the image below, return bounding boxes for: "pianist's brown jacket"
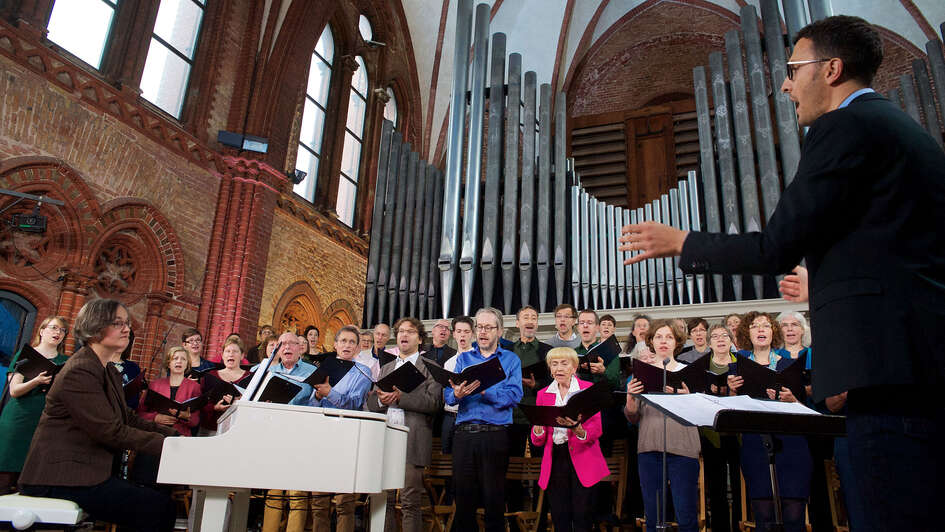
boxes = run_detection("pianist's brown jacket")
[19,346,176,487]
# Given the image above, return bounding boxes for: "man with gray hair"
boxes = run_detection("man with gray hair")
[444,307,523,532]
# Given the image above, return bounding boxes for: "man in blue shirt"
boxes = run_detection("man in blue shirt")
[444,307,523,532]
[268,332,315,405]
[308,325,373,532]
[261,331,316,532]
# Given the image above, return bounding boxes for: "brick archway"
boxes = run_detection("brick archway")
[272,281,326,337]
[0,157,102,281]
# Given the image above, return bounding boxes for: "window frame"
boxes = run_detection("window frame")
[294,24,336,205]
[139,0,208,119]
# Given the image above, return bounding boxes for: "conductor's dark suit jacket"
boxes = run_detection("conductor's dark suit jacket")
[19,346,175,487]
[681,92,945,402]
[366,356,443,467]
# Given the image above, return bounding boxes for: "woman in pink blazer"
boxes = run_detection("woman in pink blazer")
[531,347,610,532]
[137,346,202,436]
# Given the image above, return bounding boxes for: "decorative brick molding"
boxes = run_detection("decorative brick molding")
[276,195,370,257]
[0,21,220,171]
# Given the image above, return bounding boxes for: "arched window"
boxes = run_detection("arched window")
[140,0,207,118]
[358,15,373,42]
[384,87,398,129]
[337,56,368,227]
[46,0,118,69]
[295,25,335,202]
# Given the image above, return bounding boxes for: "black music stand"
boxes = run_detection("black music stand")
[637,394,846,532]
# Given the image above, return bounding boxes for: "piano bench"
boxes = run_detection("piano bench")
[0,493,87,530]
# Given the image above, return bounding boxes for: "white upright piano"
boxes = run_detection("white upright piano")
[158,401,408,532]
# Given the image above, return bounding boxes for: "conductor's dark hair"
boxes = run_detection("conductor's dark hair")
[794,15,883,86]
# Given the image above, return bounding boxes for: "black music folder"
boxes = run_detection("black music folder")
[203,372,253,403]
[706,370,730,393]
[426,355,507,392]
[378,350,397,367]
[375,360,427,393]
[666,355,711,393]
[731,353,807,401]
[518,380,615,428]
[143,389,209,415]
[629,358,668,393]
[123,372,148,402]
[13,345,64,382]
[303,356,355,387]
[578,336,621,371]
[256,374,303,404]
[521,342,553,382]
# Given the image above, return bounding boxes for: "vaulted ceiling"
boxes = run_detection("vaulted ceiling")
[397,0,945,163]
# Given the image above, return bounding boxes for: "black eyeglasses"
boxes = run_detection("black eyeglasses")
[786,58,831,80]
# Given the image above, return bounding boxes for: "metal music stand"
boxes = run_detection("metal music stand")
[637,394,846,532]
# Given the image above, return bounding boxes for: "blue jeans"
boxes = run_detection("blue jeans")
[638,452,700,532]
[845,395,944,532]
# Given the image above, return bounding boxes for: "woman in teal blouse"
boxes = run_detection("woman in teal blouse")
[0,316,69,493]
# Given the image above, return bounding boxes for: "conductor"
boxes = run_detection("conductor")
[619,15,945,532]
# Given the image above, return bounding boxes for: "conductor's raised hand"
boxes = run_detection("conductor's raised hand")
[619,221,688,265]
[450,379,481,399]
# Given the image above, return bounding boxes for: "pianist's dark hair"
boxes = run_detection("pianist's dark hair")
[74,298,127,345]
[393,317,426,344]
[794,15,883,86]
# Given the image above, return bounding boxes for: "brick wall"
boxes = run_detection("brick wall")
[258,202,367,333]
[0,56,217,297]
[567,2,738,117]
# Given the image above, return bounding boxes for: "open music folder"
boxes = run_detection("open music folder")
[14,345,65,382]
[731,353,808,401]
[518,380,614,427]
[426,355,506,392]
[374,361,426,393]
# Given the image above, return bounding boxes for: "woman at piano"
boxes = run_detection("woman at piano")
[728,311,812,532]
[530,347,609,532]
[624,320,701,532]
[199,336,252,435]
[18,298,177,532]
[137,346,202,436]
[0,316,69,494]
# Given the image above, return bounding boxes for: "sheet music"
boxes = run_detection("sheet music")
[640,393,821,428]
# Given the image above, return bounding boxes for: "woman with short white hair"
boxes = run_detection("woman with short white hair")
[531,347,608,531]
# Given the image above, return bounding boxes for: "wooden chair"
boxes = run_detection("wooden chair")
[504,456,545,532]
[824,459,850,532]
[423,450,456,532]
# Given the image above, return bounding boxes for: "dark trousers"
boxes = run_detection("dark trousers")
[547,443,594,532]
[701,434,741,532]
[638,452,700,532]
[845,389,945,532]
[21,476,176,532]
[452,425,510,532]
